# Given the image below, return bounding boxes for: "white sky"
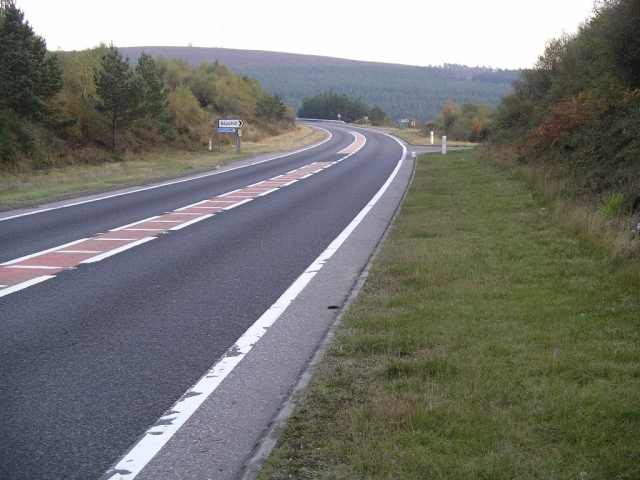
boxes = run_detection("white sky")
[15,0,596,70]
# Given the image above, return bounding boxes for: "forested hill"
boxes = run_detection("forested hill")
[120,47,518,122]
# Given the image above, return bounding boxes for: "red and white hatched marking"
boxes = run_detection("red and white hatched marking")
[0,160,342,297]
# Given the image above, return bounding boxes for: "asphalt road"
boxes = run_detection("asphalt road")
[0,124,411,479]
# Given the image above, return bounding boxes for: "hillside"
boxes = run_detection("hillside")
[119,47,518,122]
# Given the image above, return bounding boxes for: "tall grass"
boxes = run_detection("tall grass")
[261,149,640,479]
[484,145,640,265]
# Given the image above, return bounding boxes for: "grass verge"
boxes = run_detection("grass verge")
[0,124,323,209]
[260,148,640,479]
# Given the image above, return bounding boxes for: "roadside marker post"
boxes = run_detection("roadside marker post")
[442,136,447,155]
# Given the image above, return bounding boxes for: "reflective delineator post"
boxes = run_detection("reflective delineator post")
[430,131,434,145]
[208,138,212,151]
[442,136,447,155]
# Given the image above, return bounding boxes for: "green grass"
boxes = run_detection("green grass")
[0,124,323,208]
[260,149,640,479]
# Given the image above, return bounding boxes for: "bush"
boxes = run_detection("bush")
[0,109,34,165]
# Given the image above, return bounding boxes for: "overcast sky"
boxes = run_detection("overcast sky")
[15,0,596,70]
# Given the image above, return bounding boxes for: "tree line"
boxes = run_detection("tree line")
[297,90,392,125]
[240,64,517,123]
[490,0,640,213]
[0,3,293,169]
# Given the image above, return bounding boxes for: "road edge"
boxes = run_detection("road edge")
[238,135,416,479]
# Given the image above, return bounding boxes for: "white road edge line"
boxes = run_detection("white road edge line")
[110,217,160,232]
[1,238,90,265]
[104,148,406,480]
[222,198,253,211]
[168,214,214,231]
[0,275,56,298]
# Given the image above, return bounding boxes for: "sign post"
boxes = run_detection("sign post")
[217,119,244,153]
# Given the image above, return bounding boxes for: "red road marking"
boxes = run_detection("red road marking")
[0,142,359,297]
[339,131,366,154]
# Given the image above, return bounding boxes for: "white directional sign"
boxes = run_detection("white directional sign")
[218,119,244,128]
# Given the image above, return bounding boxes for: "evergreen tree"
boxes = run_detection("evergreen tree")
[94,44,144,151]
[0,3,62,119]
[368,104,388,125]
[135,52,169,118]
[297,90,368,123]
[256,92,287,120]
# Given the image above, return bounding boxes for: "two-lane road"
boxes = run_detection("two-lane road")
[0,124,411,479]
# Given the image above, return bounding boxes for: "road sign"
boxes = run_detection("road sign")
[218,119,244,128]
[217,127,235,133]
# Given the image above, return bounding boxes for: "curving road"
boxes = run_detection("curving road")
[0,124,412,479]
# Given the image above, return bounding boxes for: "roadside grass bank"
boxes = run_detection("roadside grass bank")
[260,148,640,479]
[0,124,323,209]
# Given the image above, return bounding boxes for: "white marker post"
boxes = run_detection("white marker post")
[442,136,447,155]
[430,131,434,145]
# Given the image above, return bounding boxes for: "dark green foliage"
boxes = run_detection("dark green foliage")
[0,108,33,162]
[255,92,287,121]
[597,0,640,90]
[135,52,169,118]
[298,90,369,123]
[0,3,62,120]
[94,44,144,151]
[242,64,517,123]
[491,0,640,212]
[368,104,388,126]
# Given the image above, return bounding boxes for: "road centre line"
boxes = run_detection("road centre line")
[258,188,279,197]
[105,134,400,480]
[0,275,55,296]
[0,130,365,298]
[1,238,90,266]
[168,215,214,231]
[58,250,104,254]
[4,265,61,270]
[94,238,138,241]
[222,198,253,211]
[80,238,156,264]
[0,147,354,297]
[110,216,161,232]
